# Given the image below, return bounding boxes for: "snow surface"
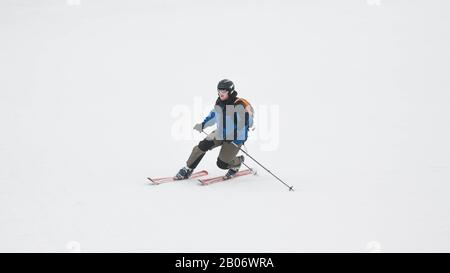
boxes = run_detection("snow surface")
[1,0,450,252]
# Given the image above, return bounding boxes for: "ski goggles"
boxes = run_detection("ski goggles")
[218,89,229,94]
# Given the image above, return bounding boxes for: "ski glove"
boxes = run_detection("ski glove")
[193,122,203,133]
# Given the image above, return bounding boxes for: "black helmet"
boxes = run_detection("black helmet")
[217,79,235,92]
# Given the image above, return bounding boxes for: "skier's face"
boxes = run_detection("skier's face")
[218,90,229,101]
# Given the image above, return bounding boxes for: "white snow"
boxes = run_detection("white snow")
[1,0,450,252]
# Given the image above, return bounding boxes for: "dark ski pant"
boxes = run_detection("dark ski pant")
[187,130,243,170]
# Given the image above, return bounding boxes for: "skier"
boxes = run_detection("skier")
[175,79,254,180]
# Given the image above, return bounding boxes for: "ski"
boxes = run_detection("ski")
[147,170,208,185]
[198,168,256,186]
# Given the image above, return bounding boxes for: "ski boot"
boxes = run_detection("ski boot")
[174,166,194,180]
[224,155,245,180]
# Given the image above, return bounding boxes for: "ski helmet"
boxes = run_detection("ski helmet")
[217,79,235,93]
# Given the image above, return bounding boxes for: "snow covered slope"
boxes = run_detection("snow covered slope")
[1,0,450,252]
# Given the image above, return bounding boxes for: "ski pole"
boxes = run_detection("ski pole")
[201,130,294,191]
